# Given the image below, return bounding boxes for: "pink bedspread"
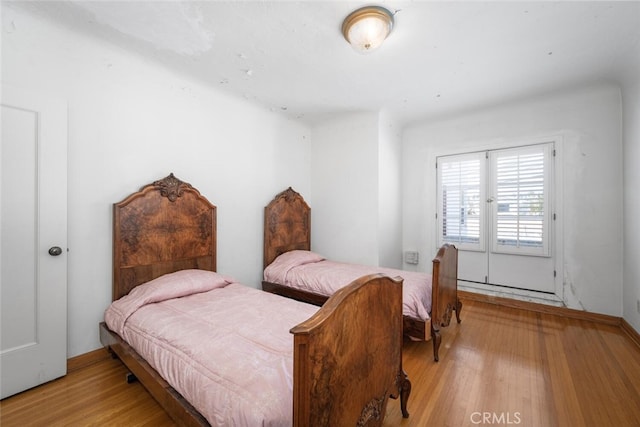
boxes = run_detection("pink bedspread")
[264,250,432,321]
[104,269,318,426]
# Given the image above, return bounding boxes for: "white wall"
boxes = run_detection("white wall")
[378,112,402,269]
[310,112,404,269]
[310,113,380,265]
[402,84,624,316]
[621,65,640,331]
[2,7,311,357]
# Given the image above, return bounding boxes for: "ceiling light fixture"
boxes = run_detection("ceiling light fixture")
[342,6,394,54]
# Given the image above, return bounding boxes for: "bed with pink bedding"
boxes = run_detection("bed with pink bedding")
[263,187,462,362]
[100,174,411,427]
[105,269,318,425]
[264,250,432,322]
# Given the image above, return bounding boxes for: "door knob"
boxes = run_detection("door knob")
[48,246,63,256]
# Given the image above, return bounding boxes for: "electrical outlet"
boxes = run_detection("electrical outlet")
[404,251,419,265]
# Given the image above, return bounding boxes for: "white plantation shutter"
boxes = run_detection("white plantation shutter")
[437,152,485,251]
[437,143,553,257]
[490,144,552,256]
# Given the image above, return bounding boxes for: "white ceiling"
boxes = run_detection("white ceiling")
[11,1,640,126]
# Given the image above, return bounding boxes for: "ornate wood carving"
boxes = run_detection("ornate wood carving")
[273,186,301,203]
[153,173,193,202]
[357,393,387,426]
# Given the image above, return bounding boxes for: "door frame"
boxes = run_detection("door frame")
[430,134,564,303]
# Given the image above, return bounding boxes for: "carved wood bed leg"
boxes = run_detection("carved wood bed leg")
[398,370,411,418]
[455,298,463,323]
[431,326,442,362]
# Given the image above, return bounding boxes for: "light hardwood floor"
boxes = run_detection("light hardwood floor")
[2,296,640,426]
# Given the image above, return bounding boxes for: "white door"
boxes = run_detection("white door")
[1,86,68,399]
[486,145,555,292]
[437,142,556,294]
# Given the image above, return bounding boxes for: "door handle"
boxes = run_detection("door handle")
[48,246,63,256]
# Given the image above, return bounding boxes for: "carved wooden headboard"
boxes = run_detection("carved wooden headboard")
[263,187,311,269]
[112,173,216,301]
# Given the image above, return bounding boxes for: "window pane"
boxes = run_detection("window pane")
[438,153,483,250]
[491,144,550,256]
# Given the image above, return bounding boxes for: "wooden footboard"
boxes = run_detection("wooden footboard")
[430,243,462,361]
[291,274,410,426]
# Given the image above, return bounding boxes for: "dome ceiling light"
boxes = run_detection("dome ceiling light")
[342,6,395,54]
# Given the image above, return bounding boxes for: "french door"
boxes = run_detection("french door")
[437,142,556,294]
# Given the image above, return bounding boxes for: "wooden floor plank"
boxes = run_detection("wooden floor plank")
[382,298,640,426]
[2,297,640,426]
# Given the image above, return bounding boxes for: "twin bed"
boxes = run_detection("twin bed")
[262,187,462,362]
[100,174,410,426]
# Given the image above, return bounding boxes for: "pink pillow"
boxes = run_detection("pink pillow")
[272,250,325,268]
[105,269,235,336]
